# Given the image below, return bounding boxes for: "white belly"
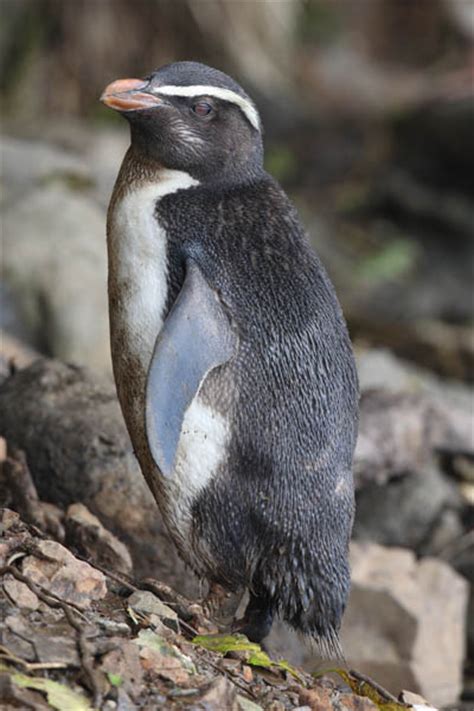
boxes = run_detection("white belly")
[109,170,199,379]
[107,169,230,542]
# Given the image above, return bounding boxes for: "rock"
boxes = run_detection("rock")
[353,464,462,552]
[354,352,473,489]
[65,503,132,575]
[139,645,193,686]
[356,348,474,413]
[21,539,107,609]
[5,612,80,667]
[298,686,379,711]
[237,696,264,711]
[0,358,196,594]
[1,448,65,541]
[195,677,239,710]
[356,348,474,434]
[3,577,39,611]
[0,330,39,384]
[341,542,469,707]
[355,389,443,487]
[355,317,474,383]
[1,278,27,349]
[99,638,145,702]
[353,385,468,555]
[0,136,91,206]
[134,629,196,686]
[2,183,110,374]
[127,590,178,625]
[399,689,436,707]
[0,672,51,710]
[0,509,29,566]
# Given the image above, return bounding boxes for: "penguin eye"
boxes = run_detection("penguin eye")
[192,101,213,117]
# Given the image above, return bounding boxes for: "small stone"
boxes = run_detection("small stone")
[66,502,133,574]
[241,665,253,683]
[3,576,39,610]
[337,693,379,710]
[237,695,264,711]
[399,689,435,706]
[30,625,80,667]
[0,509,20,531]
[264,703,286,711]
[460,481,474,506]
[146,614,174,637]
[127,590,178,623]
[21,538,107,608]
[341,542,468,707]
[99,639,144,702]
[298,687,336,711]
[0,542,12,566]
[139,645,191,685]
[197,677,239,710]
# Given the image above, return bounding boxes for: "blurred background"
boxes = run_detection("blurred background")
[1,1,473,708]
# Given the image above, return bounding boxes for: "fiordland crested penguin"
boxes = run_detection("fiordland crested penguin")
[101,61,359,653]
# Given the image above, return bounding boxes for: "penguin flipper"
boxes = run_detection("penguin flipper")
[145,259,237,478]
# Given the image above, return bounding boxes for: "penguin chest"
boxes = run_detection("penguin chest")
[107,172,231,539]
[108,170,199,430]
[108,181,170,398]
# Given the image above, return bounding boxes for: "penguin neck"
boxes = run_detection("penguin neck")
[111,145,174,199]
[113,143,264,201]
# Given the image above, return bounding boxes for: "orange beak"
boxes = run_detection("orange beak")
[100,78,163,111]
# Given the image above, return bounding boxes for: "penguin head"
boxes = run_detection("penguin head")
[101,61,263,184]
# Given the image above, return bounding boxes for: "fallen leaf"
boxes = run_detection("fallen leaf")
[106,672,123,687]
[192,633,302,680]
[1,663,92,711]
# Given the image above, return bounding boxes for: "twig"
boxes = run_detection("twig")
[349,669,400,704]
[0,645,68,672]
[0,565,103,708]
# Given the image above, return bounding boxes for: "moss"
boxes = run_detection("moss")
[356,237,418,286]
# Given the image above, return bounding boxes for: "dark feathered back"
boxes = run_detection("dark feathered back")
[157,172,359,649]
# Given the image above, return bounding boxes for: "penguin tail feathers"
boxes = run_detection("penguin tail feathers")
[312,630,346,664]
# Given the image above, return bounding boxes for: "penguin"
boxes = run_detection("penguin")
[101,61,359,653]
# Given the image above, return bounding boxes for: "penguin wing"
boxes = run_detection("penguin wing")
[145,258,237,478]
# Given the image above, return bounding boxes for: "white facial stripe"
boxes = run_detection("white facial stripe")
[153,84,261,131]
